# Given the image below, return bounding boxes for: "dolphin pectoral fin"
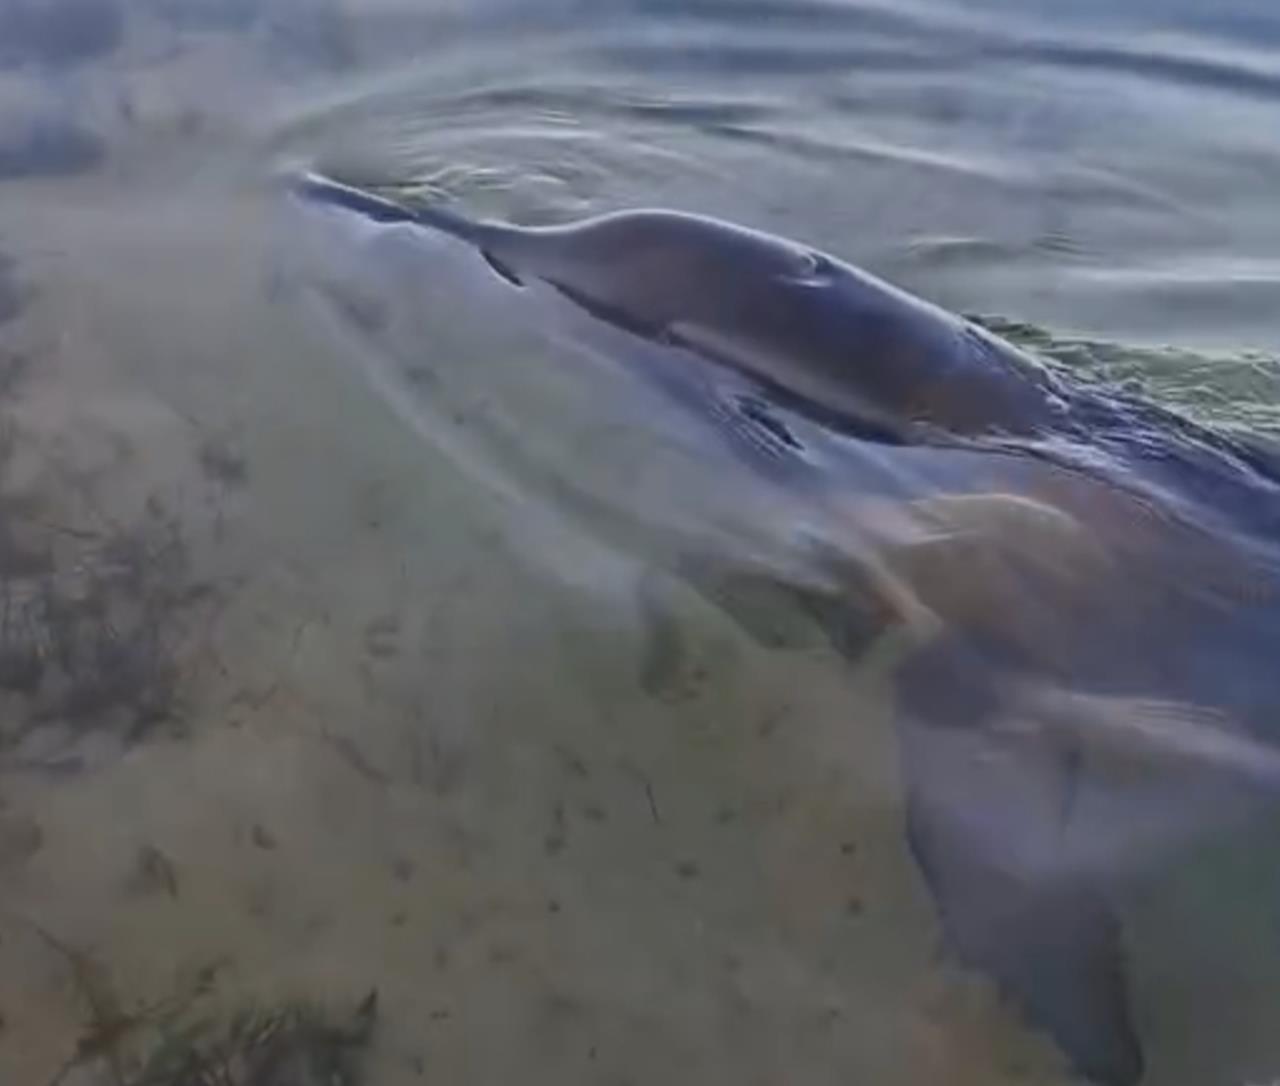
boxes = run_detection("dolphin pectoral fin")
[896,649,1143,1086]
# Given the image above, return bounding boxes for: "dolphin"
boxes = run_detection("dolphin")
[289,172,1280,549]
[290,171,1067,446]
[282,171,1280,1085]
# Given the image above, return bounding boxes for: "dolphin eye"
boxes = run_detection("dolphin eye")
[481,250,523,287]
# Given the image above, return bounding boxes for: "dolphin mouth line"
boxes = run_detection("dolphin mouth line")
[481,250,524,287]
[291,170,421,225]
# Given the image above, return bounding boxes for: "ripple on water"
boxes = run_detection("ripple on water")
[2,1,1280,1083]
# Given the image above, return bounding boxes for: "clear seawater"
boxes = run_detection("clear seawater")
[1,2,1279,1084]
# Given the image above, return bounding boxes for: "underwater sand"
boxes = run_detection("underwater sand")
[2,3,1280,1083]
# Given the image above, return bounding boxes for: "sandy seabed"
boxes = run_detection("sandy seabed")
[0,16,1277,1083]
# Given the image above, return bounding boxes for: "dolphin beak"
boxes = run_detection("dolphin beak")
[288,170,420,225]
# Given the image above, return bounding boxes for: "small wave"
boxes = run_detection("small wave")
[987,37,1280,103]
[971,314,1280,435]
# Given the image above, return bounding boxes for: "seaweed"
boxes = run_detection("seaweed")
[130,992,378,1086]
[0,358,230,770]
[20,503,189,742]
[30,923,378,1086]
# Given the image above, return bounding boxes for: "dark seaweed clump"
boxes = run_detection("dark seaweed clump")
[0,386,227,769]
[0,492,209,765]
[131,994,378,1086]
[0,0,124,67]
[33,925,378,1086]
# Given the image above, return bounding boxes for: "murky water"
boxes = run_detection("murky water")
[3,2,1280,1084]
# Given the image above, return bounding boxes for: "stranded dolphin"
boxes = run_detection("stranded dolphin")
[285,171,1280,1085]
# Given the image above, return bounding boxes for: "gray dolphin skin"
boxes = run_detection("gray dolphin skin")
[288,171,1280,1086]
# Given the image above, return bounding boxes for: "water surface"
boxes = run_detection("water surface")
[1,2,1280,1084]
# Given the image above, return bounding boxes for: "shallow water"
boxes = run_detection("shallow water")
[2,2,1280,1084]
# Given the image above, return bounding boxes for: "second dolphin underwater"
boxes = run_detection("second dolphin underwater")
[285,171,1280,1085]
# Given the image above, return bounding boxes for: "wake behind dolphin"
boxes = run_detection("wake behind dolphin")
[283,170,1280,1086]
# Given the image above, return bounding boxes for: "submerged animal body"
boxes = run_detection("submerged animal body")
[287,172,1280,1085]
